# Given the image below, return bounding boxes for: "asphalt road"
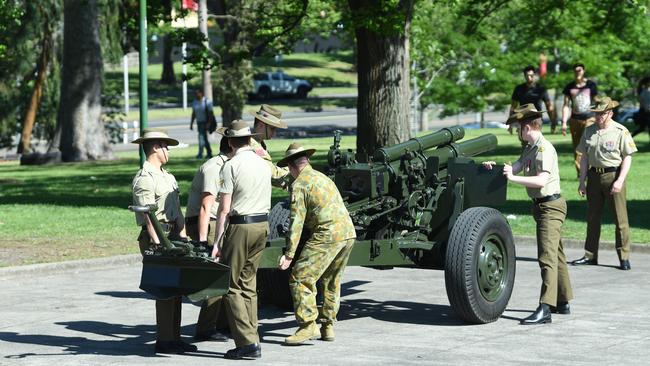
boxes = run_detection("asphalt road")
[1,242,649,365]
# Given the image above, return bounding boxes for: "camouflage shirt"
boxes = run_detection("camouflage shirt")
[250,138,290,188]
[286,165,356,258]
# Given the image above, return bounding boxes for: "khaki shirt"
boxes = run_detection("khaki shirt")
[219,147,271,216]
[250,138,290,187]
[132,161,182,226]
[186,154,228,218]
[515,136,561,199]
[286,165,356,258]
[577,120,637,168]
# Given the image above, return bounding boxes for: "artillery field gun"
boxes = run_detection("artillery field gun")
[134,126,515,324]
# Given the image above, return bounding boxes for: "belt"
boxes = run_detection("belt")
[185,216,217,225]
[229,214,268,225]
[589,166,618,174]
[532,193,561,204]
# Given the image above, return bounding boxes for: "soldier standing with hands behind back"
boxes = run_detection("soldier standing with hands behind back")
[131,129,197,354]
[571,97,637,270]
[484,104,573,325]
[276,143,356,345]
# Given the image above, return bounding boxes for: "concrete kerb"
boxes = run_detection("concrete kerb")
[1,236,648,279]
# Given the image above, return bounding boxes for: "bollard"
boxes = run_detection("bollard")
[122,122,128,144]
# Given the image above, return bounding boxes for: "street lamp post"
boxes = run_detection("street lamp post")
[138,0,148,167]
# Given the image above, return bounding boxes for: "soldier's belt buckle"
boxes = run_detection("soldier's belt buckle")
[596,167,605,173]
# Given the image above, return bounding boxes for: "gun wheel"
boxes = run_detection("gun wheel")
[444,207,515,324]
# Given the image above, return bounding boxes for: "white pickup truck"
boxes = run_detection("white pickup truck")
[250,71,313,99]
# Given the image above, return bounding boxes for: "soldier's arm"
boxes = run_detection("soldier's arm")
[133,176,161,244]
[212,193,231,259]
[578,154,589,197]
[285,187,307,259]
[198,192,216,241]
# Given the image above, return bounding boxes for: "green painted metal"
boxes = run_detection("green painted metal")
[477,233,508,302]
[374,126,465,163]
[138,0,148,167]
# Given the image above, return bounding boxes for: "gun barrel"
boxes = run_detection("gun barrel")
[374,126,465,163]
[425,133,498,167]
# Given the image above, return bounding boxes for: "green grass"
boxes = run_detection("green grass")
[1,129,648,267]
[104,51,357,115]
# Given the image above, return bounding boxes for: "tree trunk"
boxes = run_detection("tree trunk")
[57,0,112,162]
[160,0,176,84]
[216,59,249,128]
[17,33,51,154]
[349,0,413,161]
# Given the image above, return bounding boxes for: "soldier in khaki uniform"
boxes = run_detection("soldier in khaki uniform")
[484,104,573,325]
[185,134,232,342]
[131,129,197,354]
[249,104,291,188]
[211,120,271,359]
[571,97,637,270]
[276,143,356,345]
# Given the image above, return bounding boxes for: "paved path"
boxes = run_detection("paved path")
[1,244,649,365]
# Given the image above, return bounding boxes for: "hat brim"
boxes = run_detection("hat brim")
[131,137,180,146]
[589,100,620,113]
[505,111,545,125]
[277,149,316,167]
[216,127,227,136]
[250,111,288,129]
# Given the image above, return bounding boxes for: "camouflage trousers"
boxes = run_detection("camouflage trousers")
[289,238,354,325]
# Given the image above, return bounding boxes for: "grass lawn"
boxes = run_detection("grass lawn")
[104,51,357,119]
[1,128,648,267]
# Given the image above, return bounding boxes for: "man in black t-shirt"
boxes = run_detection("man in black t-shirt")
[561,63,598,175]
[510,66,557,134]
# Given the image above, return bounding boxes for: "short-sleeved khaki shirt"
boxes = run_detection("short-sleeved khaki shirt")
[132,161,182,226]
[285,165,356,258]
[515,135,561,199]
[186,154,228,218]
[219,147,272,216]
[576,120,637,168]
[250,138,290,187]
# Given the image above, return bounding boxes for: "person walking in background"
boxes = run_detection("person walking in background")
[632,76,650,140]
[190,89,213,159]
[484,104,573,325]
[571,97,637,270]
[561,63,598,176]
[510,65,557,134]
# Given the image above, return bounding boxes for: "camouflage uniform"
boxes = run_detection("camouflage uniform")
[250,138,290,188]
[286,165,356,325]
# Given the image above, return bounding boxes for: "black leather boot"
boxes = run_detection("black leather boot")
[571,256,598,266]
[549,301,570,315]
[520,304,552,325]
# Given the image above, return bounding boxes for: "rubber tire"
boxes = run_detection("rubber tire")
[257,200,294,309]
[296,86,309,99]
[444,207,515,324]
[257,86,271,100]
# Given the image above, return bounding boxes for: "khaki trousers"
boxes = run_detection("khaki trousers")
[138,229,182,342]
[585,170,631,261]
[221,222,269,347]
[186,219,229,335]
[532,198,573,306]
[290,239,355,325]
[568,117,595,174]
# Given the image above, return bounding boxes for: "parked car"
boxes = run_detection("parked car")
[250,71,313,99]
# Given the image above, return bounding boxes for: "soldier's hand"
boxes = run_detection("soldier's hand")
[278,255,293,270]
[482,161,496,170]
[561,123,567,136]
[578,181,586,197]
[610,179,624,194]
[502,164,513,179]
[211,245,221,261]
